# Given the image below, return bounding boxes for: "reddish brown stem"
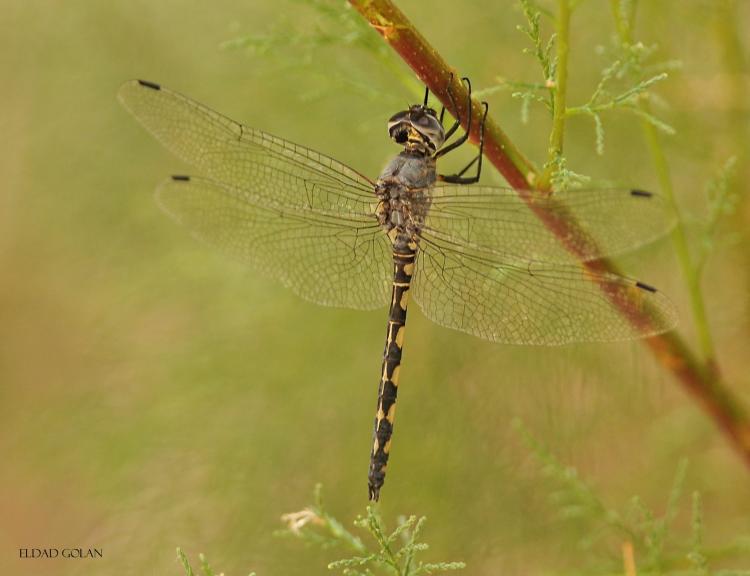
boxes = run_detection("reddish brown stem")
[348,0,750,467]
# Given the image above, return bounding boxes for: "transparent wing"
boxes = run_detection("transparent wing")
[119,79,678,340]
[118,79,376,215]
[412,232,678,345]
[156,175,391,310]
[425,184,675,263]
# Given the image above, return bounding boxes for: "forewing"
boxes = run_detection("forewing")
[118,79,375,215]
[412,232,678,345]
[425,185,675,263]
[157,176,391,310]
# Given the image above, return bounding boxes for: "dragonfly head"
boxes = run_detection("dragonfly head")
[387,105,445,155]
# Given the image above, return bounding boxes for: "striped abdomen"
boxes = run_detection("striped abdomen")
[368,245,416,501]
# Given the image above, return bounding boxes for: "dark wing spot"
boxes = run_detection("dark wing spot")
[630,189,653,198]
[137,79,161,91]
[171,175,190,181]
[636,281,657,293]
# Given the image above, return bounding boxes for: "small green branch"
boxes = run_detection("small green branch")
[563,56,673,156]
[610,2,717,371]
[177,548,195,576]
[644,108,717,365]
[715,0,749,175]
[714,0,750,313]
[696,157,739,275]
[516,424,750,573]
[364,509,403,573]
[278,484,367,554]
[177,548,256,576]
[281,487,464,576]
[566,72,670,117]
[518,0,556,85]
[540,0,571,188]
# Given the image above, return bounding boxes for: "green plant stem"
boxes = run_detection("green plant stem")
[347,0,750,470]
[611,0,637,40]
[715,0,748,179]
[610,5,718,375]
[540,0,570,187]
[366,512,403,575]
[640,109,716,370]
[714,0,750,326]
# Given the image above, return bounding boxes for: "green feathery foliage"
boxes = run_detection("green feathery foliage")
[514,419,750,576]
[607,0,731,366]
[277,485,465,576]
[219,0,418,104]
[499,0,673,174]
[695,156,740,276]
[177,547,256,576]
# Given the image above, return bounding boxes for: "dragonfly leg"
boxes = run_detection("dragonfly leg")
[435,77,474,159]
[438,101,489,184]
[437,73,449,125]
[440,73,461,139]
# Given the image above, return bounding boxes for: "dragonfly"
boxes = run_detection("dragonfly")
[118,77,677,501]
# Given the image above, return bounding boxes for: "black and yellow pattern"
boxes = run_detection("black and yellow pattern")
[368,246,416,502]
[120,79,679,504]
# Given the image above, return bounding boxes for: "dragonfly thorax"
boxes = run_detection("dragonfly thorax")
[388,105,445,155]
[375,153,435,250]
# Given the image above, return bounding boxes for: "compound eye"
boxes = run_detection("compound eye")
[388,110,410,124]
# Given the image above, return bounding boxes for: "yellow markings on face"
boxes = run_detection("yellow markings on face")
[399,287,410,311]
[403,262,415,277]
[395,326,405,348]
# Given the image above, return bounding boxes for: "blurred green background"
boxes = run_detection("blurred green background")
[1,1,749,575]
